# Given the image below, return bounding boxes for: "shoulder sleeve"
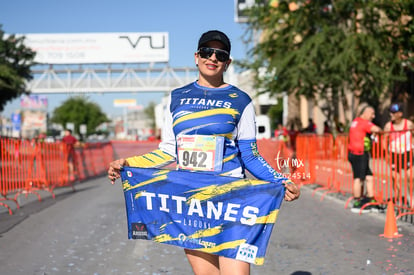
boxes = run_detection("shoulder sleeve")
[237,101,257,140]
[238,140,285,183]
[236,101,285,183]
[365,121,375,133]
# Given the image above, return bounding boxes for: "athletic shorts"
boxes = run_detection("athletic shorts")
[348,151,372,180]
[390,151,413,173]
[67,151,75,162]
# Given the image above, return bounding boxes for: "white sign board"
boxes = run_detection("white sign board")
[18,32,169,64]
[80,124,87,134]
[66,122,75,131]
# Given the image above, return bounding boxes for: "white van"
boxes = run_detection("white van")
[256,115,271,139]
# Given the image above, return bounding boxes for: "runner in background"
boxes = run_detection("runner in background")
[348,105,381,213]
[383,103,414,206]
[107,30,300,275]
[62,129,78,181]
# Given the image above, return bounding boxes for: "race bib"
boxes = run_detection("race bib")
[177,135,224,172]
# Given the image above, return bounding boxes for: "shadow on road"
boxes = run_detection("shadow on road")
[0,184,98,236]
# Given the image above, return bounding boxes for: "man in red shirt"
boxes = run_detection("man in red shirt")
[62,129,79,181]
[348,105,381,213]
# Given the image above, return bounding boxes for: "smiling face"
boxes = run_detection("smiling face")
[195,40,232,87]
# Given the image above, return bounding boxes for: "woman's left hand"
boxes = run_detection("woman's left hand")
[283,180,300,201]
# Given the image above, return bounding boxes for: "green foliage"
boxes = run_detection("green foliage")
[267,100,284,130]
[0,26,36,112]
[50,96,110,136]
[239,0,413,113]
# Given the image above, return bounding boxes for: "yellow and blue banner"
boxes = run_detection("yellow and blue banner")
[121,167,285,265]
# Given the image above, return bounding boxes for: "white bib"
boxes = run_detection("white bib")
[177,135,224,172]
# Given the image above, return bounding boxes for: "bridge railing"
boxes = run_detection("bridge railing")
[27,64,199,93]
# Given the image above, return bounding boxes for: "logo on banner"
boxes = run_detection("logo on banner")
[131,223,148,239]
[236,243,258,263]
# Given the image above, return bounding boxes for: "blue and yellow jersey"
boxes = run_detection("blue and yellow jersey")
[127,81,283,183]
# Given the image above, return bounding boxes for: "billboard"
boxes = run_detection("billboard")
[20,95,48,110]
[18,32,169,64]
[11,113,21,132]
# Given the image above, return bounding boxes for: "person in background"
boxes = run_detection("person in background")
[62,129,79,181]
[305,118,316,133]
[383,103,414,206]
[348,105,381,213]
[107,30,300,275]
[275,123,289,143]
[288,122,299,151]
[37,132,47,142]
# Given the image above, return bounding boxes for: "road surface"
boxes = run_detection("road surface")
[1,177,413,275]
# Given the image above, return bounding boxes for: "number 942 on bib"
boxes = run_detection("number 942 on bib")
[177,135,224,172]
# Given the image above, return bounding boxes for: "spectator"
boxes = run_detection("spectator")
[37,132,47,142]
[383,103,414,206]
[305,118,316,133]
[275,123,289,142]
[62,129,79,181]
[348,105,381,213]
[288,123,299,151]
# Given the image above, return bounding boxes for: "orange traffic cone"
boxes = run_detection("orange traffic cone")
[380,200,403,238]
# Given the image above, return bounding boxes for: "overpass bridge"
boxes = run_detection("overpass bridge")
[27,64,237,94]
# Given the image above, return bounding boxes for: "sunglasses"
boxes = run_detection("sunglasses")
[198,47,230,62]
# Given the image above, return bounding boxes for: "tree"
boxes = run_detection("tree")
[0,26,36,112]
[50,96,110,137]
[239,0,414,121]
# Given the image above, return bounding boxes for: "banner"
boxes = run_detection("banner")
[121,167,285,265]
[17,32,169,64]
[20,95,48,110]
[11,113,21,132]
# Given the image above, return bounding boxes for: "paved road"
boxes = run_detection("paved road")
[1,177,413,275]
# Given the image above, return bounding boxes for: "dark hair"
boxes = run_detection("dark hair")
[198,30,231,53]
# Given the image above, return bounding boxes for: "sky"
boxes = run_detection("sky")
[0,0,250,119]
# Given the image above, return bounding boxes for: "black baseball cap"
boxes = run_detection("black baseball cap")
[389,103,403,113]
[198,30,231,53]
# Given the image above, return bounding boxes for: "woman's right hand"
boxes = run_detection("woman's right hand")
[108,158,128,184]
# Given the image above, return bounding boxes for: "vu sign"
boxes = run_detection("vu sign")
[19,32,169,64]
[119,34,166,49]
